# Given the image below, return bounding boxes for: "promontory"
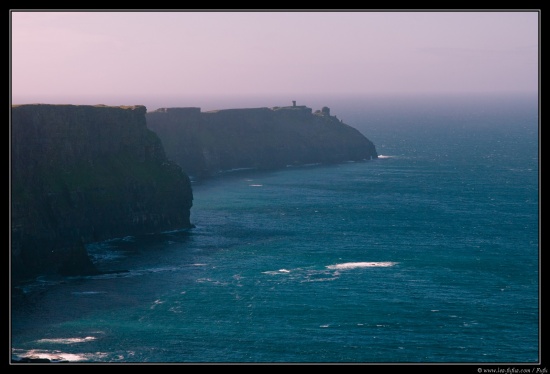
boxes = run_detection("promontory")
[146,102,378,178]
[11,104,194,282]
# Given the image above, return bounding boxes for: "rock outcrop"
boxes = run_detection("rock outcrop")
[146,104,378,178]
[11,104,194,282]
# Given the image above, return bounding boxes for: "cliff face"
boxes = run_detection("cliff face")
[11,104,193,282]
[146,105,378,178]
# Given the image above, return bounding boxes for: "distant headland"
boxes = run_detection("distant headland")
[146,101,378,178]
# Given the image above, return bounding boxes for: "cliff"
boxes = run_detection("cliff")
[146,104,378,178]
[11,104,194,282]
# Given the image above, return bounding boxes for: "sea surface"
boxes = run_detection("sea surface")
[10,94,539,364]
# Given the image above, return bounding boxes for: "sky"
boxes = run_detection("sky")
[10,10,539,110]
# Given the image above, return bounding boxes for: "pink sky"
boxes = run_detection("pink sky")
[10,10,539,107]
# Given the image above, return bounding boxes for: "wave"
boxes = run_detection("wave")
[249,184,263,187]
[12,348,106,362]
[326,262,397,270]
[262,268,339,283]
[263,262,396,278]
[376,155,394,159]
[36,337,96,344]
[262,269,291,275]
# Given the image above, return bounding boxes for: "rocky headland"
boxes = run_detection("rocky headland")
[11,104,194,282]
[146,103,378,178]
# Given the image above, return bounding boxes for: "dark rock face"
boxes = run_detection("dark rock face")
[11,104,194,282]
[146,105,378,178]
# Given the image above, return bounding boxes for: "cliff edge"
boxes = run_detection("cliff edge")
[146,103,378,178]
[11,104,194,282]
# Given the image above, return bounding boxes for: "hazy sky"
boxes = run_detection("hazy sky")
[10,10,539,107]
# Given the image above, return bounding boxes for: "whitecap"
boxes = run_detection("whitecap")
[377,155,394,159]
[326,261,397,270]
[249,184,263,187]
[262,270,289,275]
[35,336,96,344]
[14,349,104,362]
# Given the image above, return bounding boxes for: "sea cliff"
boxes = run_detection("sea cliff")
[11,104,194,282]
[146,103,378,178]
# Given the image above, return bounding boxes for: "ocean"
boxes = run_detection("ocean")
[10,94,539,364]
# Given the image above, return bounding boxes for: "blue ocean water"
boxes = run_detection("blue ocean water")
[10,94,539,364]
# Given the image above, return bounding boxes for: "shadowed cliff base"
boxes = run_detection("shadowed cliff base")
[146,102,378,179]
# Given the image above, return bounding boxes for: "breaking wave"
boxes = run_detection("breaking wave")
[326,262,397,270]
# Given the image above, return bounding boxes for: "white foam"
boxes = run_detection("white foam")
[36,336,96,344]
[150,299,165,309]
[249,184,263,187]
[377,155,394,159]
[262,270,290,275]
[326,261,397,270]
[15,349,103,362]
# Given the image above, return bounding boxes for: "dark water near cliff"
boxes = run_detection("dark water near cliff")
[10,94,539,364]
